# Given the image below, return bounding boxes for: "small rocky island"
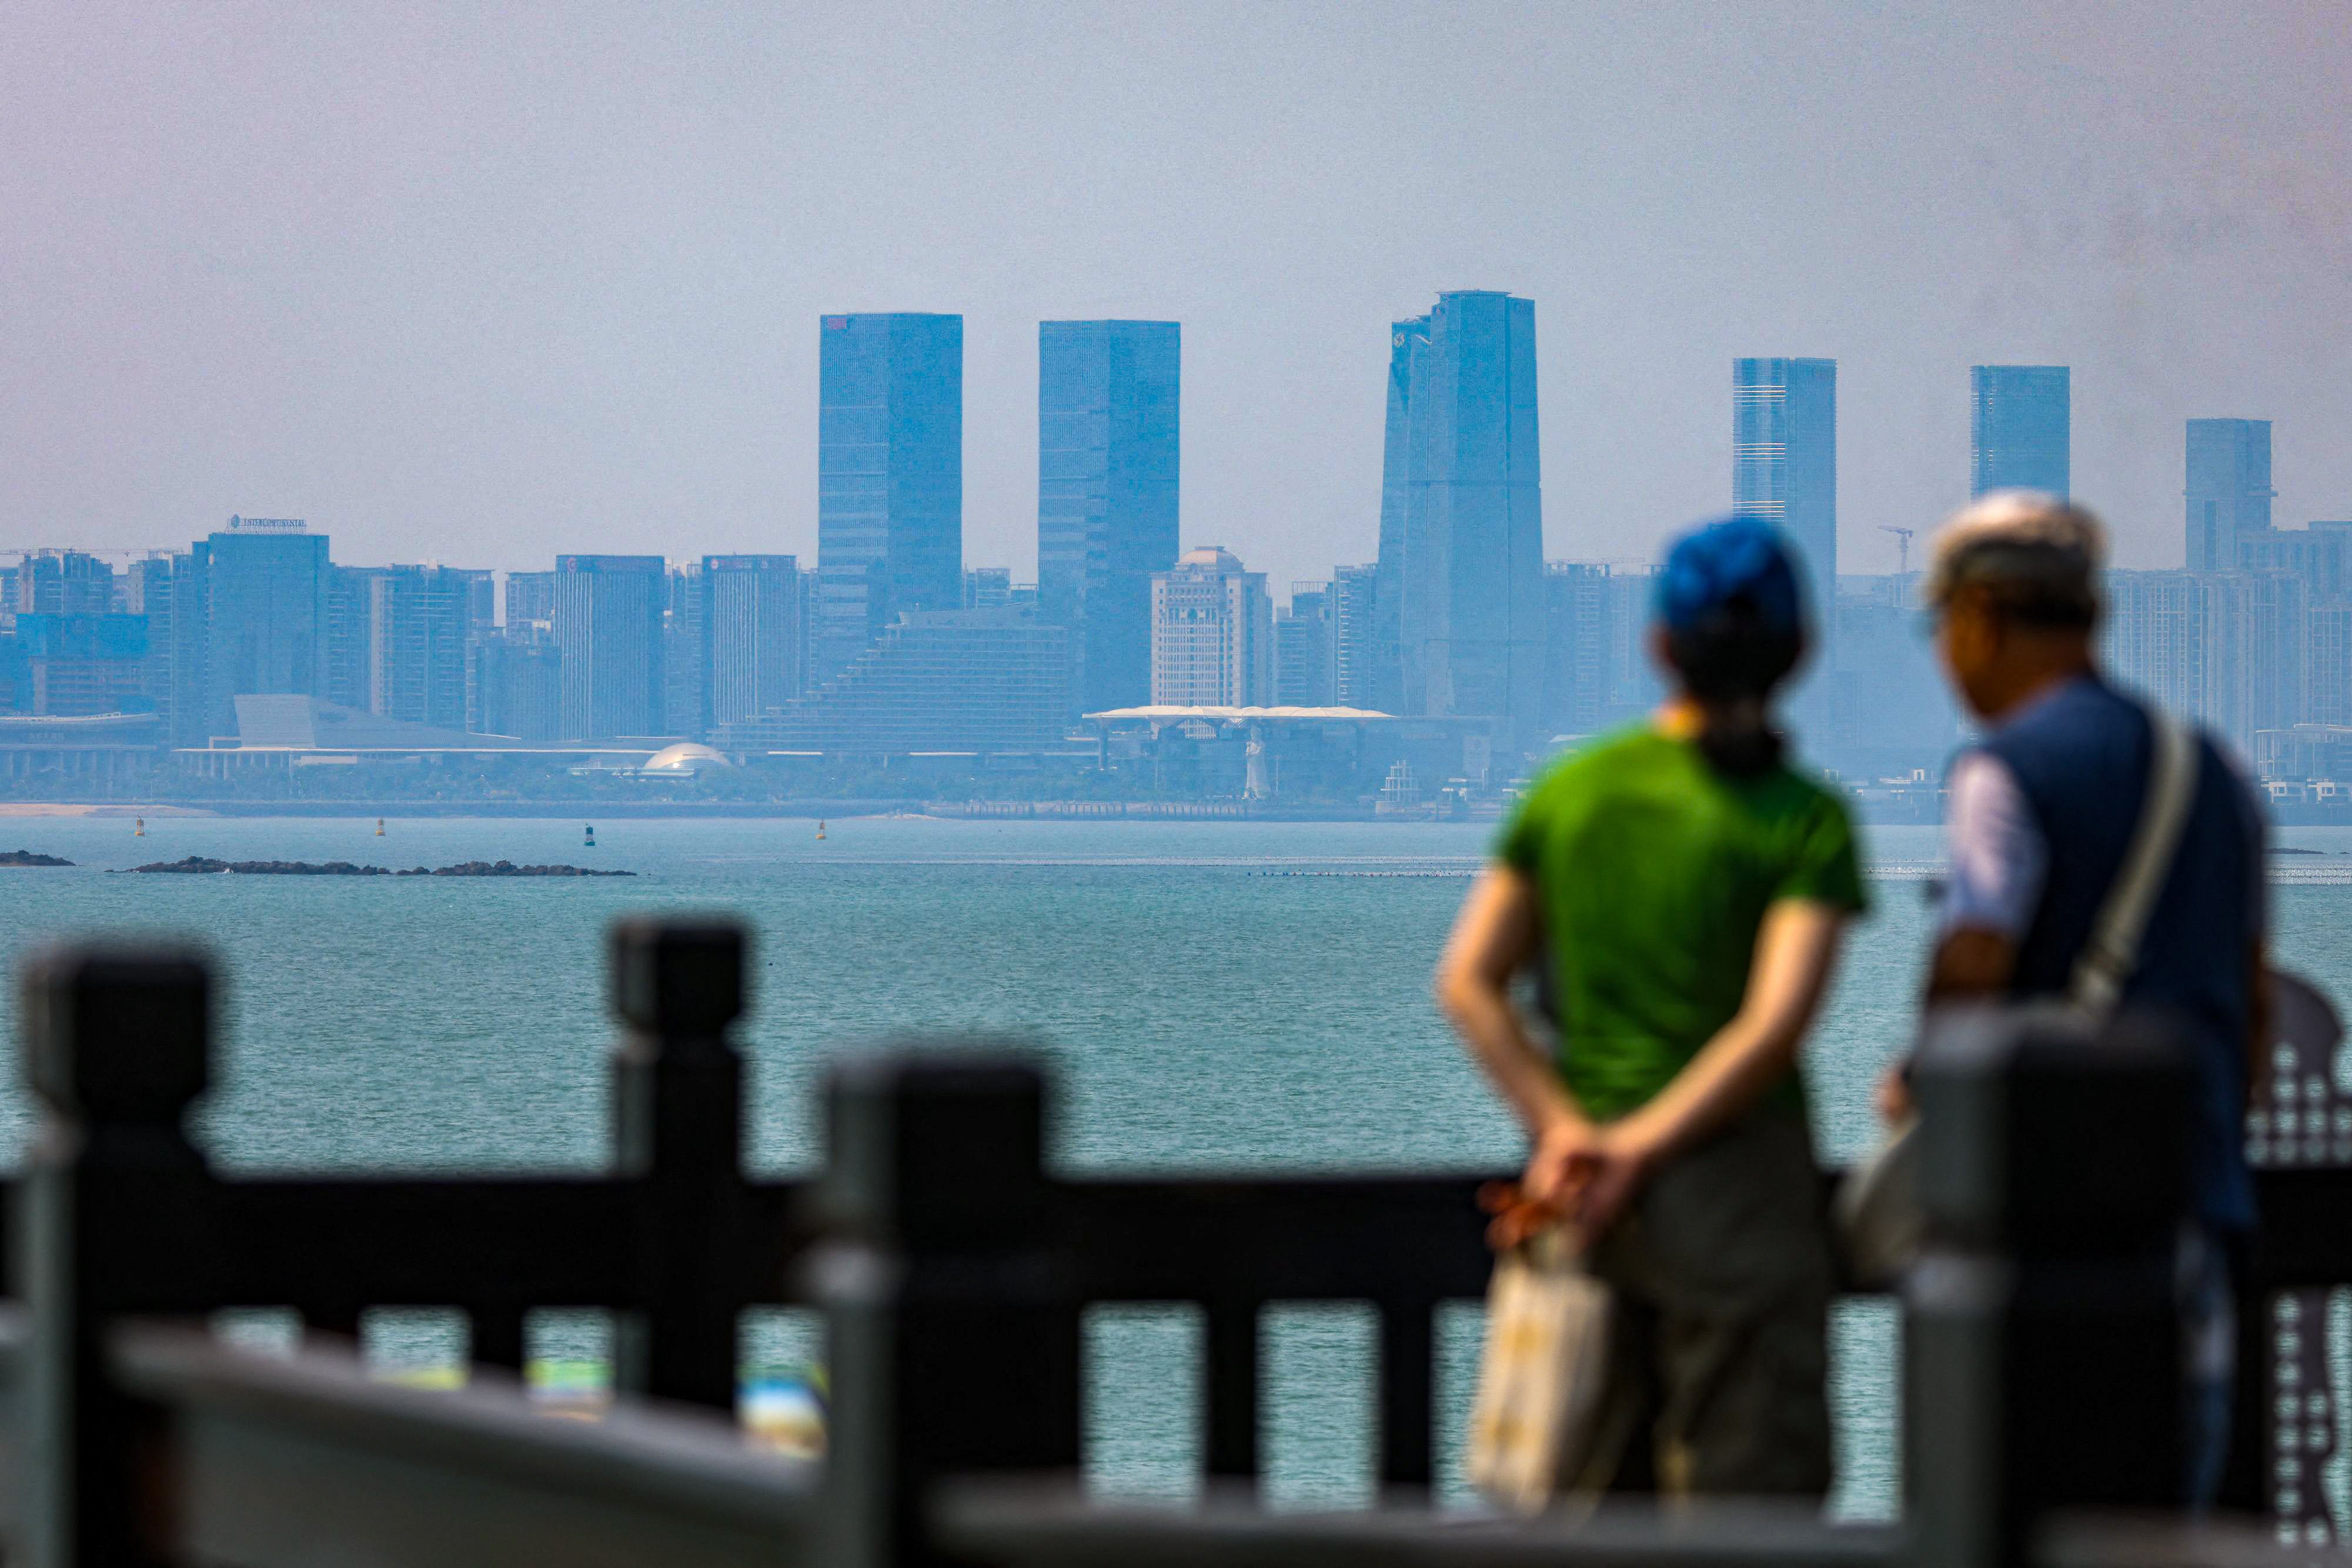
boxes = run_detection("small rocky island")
[0,850,76,867]
[127,857,633,877]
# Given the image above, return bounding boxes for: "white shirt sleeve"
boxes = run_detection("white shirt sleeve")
[1942,751,2047,937]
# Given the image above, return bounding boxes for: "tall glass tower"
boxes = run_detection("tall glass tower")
[1971,365,2070,499]
[2186,419,2274,571]
[1038,320,1180,714]
[192,518,330,742]
[552,554,665,740]
[1732,357,1837,597]
[816,313,963,681]
[1368,316,1428,716]
[1397,291,1545,743]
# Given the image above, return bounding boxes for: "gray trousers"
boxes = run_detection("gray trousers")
[1573,1109,1837,1500]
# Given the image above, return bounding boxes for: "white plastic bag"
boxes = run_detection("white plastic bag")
[1466,1227,1613,1513]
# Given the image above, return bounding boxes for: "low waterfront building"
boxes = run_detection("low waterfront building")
[709,607,1071,756]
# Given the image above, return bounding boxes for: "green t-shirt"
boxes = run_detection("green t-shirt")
[1498,725,1867,1122]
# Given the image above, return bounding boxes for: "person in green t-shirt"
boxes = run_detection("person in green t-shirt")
[1437,516,1867,1500]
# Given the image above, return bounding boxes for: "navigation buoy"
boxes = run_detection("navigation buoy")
[134,817,145,837]
[375,818,386,837]
[584,824,597,848]
[816,819,827,842]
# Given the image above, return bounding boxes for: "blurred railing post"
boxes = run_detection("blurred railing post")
[12,945,219,1568]
[609,918,747,1410]
[1905,1007,2190,1568]
[818,1054,1081,1568]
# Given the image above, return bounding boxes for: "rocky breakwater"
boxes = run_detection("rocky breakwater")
[0,850,75,867]
[127,857,633,877]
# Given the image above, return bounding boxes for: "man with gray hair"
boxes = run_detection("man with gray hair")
[1890,490,2267,1506]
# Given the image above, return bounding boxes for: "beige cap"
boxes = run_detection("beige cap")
[1923,490,2106,626]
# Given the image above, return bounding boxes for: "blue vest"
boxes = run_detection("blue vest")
[1976,675,2263,1230]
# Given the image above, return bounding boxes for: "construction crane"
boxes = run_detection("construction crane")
[1879,525,1917,575]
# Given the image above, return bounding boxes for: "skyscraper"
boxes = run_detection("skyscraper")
[1368,316,1427,716]
[1542,562,1615,737]
[1150,547,1273,707]
[1732,358,1837,594]
[662,562,707,741]
[475,629,562,742]
[552,554,665,740]
[1275,583,1336,707]
[1971,366,2071,499]
[817,312,963,680]
[505,570,556,629]
[1038,320,1180,714]
[1329,563,1382,709]
[701,555,807,730]
[1398,291,1545,742]
[11,550,116,616]
[2186,419,2274,571]
[192,518,330,743]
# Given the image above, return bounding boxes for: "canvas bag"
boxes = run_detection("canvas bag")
[1834,704,2200,1288]
[1465,1223,1613,1513]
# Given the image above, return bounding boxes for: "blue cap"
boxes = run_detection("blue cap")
[1653,516,1806,635]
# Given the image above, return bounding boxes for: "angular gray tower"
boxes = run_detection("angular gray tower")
[1398,291,1545,743]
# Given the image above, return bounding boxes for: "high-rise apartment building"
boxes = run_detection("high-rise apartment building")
[121,556,186,740]
[701,555,807,730]
[2104,571,2219,724]
[11,551,116,616]
[1329,564,1382,710]
[505,570,556,629]
[192,519,330,743]
[475,629,562,742]
[1396,292,1546,742]
[817,312,963,680]
[1971,366,2070,499]
[2186,419,2276,572]
[1275,584,1336,707]
[552,555,665,740]
[2104,568,2305,759]
[12,614,148,716]
[1367,316,1428,717]
[1732,359,1837,595]
[325,565,490,730]
[1038,320,1180,714]
[1150,547,1273,708]
[1542,562,1616,737]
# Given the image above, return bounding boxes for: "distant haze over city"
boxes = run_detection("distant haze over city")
[5,2,2350,588]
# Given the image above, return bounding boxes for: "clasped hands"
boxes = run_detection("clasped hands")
[1481,1113,1665,1251]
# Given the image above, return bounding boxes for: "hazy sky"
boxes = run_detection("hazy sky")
[5,2,2348,595]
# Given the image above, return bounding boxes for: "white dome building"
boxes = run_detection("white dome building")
[640,742,733,775]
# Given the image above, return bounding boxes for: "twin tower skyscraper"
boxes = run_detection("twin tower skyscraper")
[814,313,1177,714]
[814,296,1553,738]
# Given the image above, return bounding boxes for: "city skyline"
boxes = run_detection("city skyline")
[8,7,2350,597]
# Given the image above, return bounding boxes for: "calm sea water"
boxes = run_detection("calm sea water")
[3,813,2348,1516]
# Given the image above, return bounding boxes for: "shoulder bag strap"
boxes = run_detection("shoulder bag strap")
[2067,706,2199,1018]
